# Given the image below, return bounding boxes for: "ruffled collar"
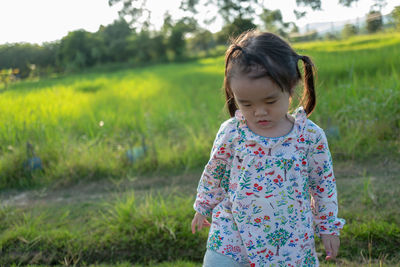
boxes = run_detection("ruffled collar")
[234,106,308,148]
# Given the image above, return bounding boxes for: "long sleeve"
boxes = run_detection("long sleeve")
[193,120,234,217]
[307,128,345,236]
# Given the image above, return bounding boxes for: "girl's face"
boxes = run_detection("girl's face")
[231,74,293,137]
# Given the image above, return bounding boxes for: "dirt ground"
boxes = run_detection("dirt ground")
[1,157,398,209]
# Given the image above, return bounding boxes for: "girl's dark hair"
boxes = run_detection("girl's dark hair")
[224,30,316,117]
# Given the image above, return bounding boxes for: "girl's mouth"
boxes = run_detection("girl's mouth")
[257,120,270,126]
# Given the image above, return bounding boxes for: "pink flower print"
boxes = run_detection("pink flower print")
[224,244,238,253]
[289,238,299,247]
[254,147,266,157]
[316,185,325,192]
[230,183,238,191]
[304,233,309,240]
[254,217,262,223]
[264,215,270,221]
[253,183,263,192]
[294,189,302,197]
[273,175,284,184]
[266,170,275,176]
[297,135,305,143]
[264,249,274,258]
[316,144,324,150]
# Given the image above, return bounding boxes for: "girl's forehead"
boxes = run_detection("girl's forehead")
[231,75,281,100]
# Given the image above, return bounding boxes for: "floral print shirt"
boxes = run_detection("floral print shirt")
[194,107,345,267]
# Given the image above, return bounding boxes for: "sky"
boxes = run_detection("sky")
[0,0,399,45]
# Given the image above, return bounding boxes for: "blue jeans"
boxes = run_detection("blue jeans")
[203,249,250,267]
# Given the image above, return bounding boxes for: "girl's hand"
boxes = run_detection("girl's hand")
[320,234,340,260]
[191,212,211,234]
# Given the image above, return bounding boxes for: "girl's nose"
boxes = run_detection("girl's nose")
[254,106,268,116]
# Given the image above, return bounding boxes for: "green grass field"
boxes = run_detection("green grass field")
[0,33,399,190]
[0,33,399,266]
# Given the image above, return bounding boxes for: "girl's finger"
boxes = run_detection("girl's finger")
[191,219,196,234]
[198,221,203,231]
[192,217,201,234]
[332,238,340,258]
[322,237,333,260]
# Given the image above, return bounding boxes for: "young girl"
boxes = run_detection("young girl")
[191,30,345,267]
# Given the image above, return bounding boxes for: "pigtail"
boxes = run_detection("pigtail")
[300,55,316,116]
[224,45,243,117]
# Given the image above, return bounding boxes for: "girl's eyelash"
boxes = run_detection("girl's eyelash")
[241,101,276,106]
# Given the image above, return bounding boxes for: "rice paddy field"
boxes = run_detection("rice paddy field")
[0,33,399,266]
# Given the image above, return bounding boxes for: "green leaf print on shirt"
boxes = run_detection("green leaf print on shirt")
[275,158,294,181]
[208,230,224,250]
[303,248,317,266]
[239,173,251,190]
[266,228,291,256]
[211,161,226,181]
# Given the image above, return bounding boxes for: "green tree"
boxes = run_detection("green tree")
[391,6,400,31]
[127,30,168,64]
[58,30,103,71]
[215,17,256,45]
[342,23,358,38]
[0,43,59,78]
[127,31,152,63]
[294,0,360,21]
[162,15,198,60]
[99,19,133,62]
[188,29,215,54]
[266,228,291,256]
[371,0,387,12]
[214,0,260,23]
[260,9,296,37]
[108,0,150,30]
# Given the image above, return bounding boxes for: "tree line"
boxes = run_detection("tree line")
[0,0,399,82]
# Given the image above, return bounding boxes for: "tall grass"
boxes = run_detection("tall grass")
[0,33,399,189]
[1,165,400,265]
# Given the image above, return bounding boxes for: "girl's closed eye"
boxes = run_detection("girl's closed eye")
[239,102,252,107]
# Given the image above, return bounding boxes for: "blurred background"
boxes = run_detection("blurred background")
[0,0,399,266]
